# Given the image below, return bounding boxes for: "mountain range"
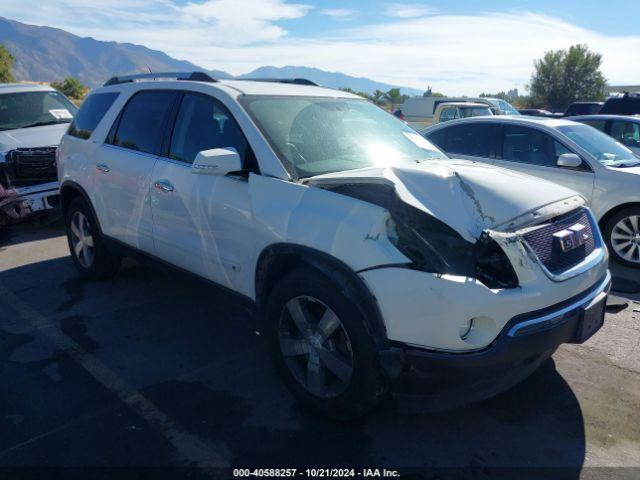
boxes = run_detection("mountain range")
[0,16,422,96]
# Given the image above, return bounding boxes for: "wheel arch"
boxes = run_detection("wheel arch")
[254,243,388,348]
[60,181,103,234]
[599,202,640,231]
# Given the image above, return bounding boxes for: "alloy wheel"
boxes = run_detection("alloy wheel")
[611,215,640,264]
[70,211,95,268]
[278,296,353,398]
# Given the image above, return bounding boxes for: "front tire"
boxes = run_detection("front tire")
[265,268,387,419]
[65,197,121,280]
[604,207,640,268]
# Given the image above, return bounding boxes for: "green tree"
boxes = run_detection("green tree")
[529,44,606,111]
[51,77,87,100]
[0,44,15,83]
[423,86,445,98]
[371,89,386,106]
[384,88,406,107]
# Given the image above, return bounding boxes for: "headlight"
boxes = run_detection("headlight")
[474,237,519,289]
[327,182,519,289]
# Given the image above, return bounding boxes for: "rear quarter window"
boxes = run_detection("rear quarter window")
[68,92,119,140]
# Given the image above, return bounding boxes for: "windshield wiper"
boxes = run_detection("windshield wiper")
[20,120,71,129]
[607,161,640,168]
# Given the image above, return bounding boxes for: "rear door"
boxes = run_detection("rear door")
[150,91,256,292]
[493,124,595,201]
[93,90,178,252]
[426,123,498,163]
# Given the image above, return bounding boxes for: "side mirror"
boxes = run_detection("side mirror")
[191,148,242,176]
[557,153,582,168]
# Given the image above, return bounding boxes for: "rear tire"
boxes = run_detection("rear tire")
[65,197,121,280]
[603,207,640,268]
[265,268,387,420]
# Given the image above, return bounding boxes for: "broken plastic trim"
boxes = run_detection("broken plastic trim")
[323,182,519,289]
[474,233,519,289]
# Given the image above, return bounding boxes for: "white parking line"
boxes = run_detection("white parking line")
[0,283,228,469]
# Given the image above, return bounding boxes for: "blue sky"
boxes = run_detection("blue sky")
[284,1,639,36]
[1,1,639,95]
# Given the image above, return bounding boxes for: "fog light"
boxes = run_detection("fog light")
[459,319,474,340]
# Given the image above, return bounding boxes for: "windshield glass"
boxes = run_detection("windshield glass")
[461,107,492,118]
[241,96,447,178]
[0,90,78,131]
[558,124,640,166]
[487,99,520,115]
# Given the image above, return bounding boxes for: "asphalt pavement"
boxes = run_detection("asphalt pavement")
[0,219,639,479]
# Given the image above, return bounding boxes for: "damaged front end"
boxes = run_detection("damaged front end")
[319,182,519,289]
[306,161,587,290]
[0,147,60,225]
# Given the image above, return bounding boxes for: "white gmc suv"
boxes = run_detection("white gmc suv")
[58,72,610,418]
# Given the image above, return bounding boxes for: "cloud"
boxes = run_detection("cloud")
[2,2,640,96]
[0,0,313,45]
[321,8,356,20]
[384,3,437,19]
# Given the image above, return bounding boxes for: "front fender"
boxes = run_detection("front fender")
[248,174,409,273]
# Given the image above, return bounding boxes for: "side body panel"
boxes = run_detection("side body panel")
[92,144,157,252]
[590,166,640,221]
[246,174,409,298]
[150,157,255,293]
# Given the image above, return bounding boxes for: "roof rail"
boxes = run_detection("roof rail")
[243,78,319,86]
[104,71,217,87]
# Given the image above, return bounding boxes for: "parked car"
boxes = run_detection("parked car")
[0,83,77,223]
[401,96,518,130]
[568,115,640,155]
[599,92,640,115]
[432,102,493,123]
[423,116,640,267]
[58,72,610,418]
[563,102,603,117]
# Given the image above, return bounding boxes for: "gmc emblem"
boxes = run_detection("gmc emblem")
[553,224,589,253]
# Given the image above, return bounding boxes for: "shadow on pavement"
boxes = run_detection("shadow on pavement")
[0,255,587,474]
[0,216,64,249]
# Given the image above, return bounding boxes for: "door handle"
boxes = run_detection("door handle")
[153,180,174,192]
[96,163,110,173]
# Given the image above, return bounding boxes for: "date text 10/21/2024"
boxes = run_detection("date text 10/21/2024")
[232,469,401,478]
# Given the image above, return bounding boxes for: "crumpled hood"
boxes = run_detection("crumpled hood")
[0,124,69,161]
[307,159,582,242]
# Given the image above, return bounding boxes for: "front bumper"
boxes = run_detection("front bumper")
[0,182,60,220]
[381,272,611,407]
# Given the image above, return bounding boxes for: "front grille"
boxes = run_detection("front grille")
[523,209,595,275]
[6,147,58,182]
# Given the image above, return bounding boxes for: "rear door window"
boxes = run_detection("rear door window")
[501,125,564,167]
[68,92,119,140]
[110,91,177,155]
[168,93,251,166]
[610,120,640,149]
[439,107,456,122]
[443,123,496,158]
